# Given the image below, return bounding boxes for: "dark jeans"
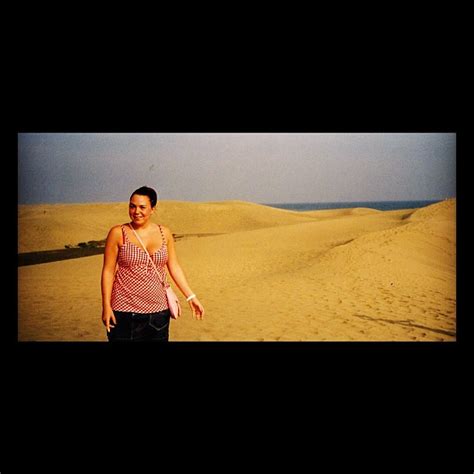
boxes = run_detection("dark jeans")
[107,309,171,342]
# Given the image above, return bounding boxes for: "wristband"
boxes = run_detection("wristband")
[186,294,197,302]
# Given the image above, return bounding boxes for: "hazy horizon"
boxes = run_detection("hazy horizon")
[18,133,456,205]
[16,198,447,207]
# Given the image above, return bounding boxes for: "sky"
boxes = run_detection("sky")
[17,133,456,205]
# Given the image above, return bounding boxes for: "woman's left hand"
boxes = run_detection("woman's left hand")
[189,297,205,320]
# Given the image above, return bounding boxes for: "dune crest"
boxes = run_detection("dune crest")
[18,200,321,253]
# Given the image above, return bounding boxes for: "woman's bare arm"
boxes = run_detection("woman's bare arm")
[101,225,121,331]
[163,226,205,319]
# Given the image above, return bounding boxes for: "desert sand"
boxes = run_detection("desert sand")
[18,199,456,341]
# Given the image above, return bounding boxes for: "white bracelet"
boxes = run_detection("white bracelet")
[186,294,197,302]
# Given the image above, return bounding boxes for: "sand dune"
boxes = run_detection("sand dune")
[18,200,322,253]
[17,199,456,341]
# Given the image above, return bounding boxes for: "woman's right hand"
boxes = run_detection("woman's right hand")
[102,307,117,333]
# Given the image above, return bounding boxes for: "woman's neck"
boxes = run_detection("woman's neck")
[130,221,152,232]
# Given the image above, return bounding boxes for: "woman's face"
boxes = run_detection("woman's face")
[129,194,155,225]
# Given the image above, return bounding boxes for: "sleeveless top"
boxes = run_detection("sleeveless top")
[111,224,170,313]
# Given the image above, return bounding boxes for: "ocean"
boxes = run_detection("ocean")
[263,200,443,212]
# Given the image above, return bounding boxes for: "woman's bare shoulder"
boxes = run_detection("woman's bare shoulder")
[107,224,125,240]
[111,223,126,232]
[158,224,173,241]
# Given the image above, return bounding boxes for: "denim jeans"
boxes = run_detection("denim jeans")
[107,309,171,342]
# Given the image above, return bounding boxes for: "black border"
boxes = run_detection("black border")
[7,17,470,470]
[10,77,468,452]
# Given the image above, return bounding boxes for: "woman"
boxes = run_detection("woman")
[101,186,205,341]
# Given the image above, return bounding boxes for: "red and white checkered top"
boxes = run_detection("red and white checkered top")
[111,224,170,313]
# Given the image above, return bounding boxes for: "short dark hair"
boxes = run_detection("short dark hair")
[130,186,158,207]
